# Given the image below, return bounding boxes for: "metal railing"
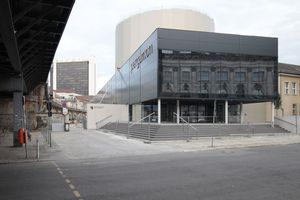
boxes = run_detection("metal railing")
[41,116,52,147]
[173,112,198,141]
[96,115,112,129]
[128,112,155,143]
[274,116,297,133]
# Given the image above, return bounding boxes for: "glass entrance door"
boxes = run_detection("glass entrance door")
[216,101,225,123]
[161,100,176,123]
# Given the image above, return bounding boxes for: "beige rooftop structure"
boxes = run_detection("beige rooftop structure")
[115,9,215,69]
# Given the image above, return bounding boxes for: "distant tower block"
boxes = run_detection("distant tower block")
[115,9,215,69]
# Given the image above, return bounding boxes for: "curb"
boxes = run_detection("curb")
[0,158,52,165]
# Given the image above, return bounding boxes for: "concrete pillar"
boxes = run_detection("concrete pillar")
[128,105,130,122]
[271,102,275,128]
[176,100,180,124]
[158,99,161,124]
[240,102,243,124]
[13,92,23,146]
[213,100,216,123]
[225,100,228,124]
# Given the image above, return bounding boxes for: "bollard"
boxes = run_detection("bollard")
[127,121,130,138]
[25,142,28,158]
[36,139,39,160]
[49,130,52,147]
[148,117,151,143]
[211,137,214,147]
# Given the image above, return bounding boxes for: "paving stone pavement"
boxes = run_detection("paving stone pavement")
[2,124,300,163]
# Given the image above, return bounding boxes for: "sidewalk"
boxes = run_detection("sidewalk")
[156,133,300,152]
[2,126,300,163]
[50,126,300,160]
[0,130,51,164]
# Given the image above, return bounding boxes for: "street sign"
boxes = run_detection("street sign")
[62,107,68,115]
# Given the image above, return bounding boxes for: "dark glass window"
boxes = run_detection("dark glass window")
[181,105,189,116]
[181,71,190,82]
[198,71,209,81]
[252,71,264,82]
[164,71,173,82]
[217,71,228,81]
[235,72,246,81]
[292,104,297,115]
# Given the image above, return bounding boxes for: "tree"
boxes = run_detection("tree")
[274,94,282,110]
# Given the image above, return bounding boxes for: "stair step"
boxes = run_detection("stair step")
[99,122,290,141]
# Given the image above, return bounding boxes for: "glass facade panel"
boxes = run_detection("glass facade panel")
[159,50,277,101]
[181,71,191,82]
[216,71,228,81]
[164,71,173,82]
[235,72,246,82]
[252,71,264,82]
[198,71,209,81]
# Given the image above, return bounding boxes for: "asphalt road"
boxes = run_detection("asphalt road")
[1,144,300,200]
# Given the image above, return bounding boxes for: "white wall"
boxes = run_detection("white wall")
[242,102,272,123]
[275,116,297,133]
[87,103,128,129]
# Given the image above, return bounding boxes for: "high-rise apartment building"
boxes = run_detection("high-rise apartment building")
[50,58,96,96]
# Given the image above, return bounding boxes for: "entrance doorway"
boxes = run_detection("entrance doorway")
[216,101,225,123]
[161,100,176,123]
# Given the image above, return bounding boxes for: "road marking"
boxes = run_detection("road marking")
[69,184,75,190]
[65,179,71,184]
[52,161,83,199]
[73,190,81,198]
[51,161,58,167]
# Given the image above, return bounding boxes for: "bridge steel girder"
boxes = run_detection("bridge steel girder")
[0,0,22,74]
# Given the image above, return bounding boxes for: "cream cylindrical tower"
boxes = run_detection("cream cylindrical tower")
[115,9,215,69]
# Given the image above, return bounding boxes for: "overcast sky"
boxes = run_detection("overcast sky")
[54,0,300,91]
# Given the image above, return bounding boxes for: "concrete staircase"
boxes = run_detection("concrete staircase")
[100,122,290,141]
[101,122,159,140]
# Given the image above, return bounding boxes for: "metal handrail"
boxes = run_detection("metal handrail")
[96,115,112,128]
[173,112,197,131]
[129,112,155,127]
[274,116,296,126]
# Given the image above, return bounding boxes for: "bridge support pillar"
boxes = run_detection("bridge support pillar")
[13,92,24,146]
[271,102,275,128]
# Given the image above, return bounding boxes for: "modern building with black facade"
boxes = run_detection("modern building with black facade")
[94,28,278,124]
